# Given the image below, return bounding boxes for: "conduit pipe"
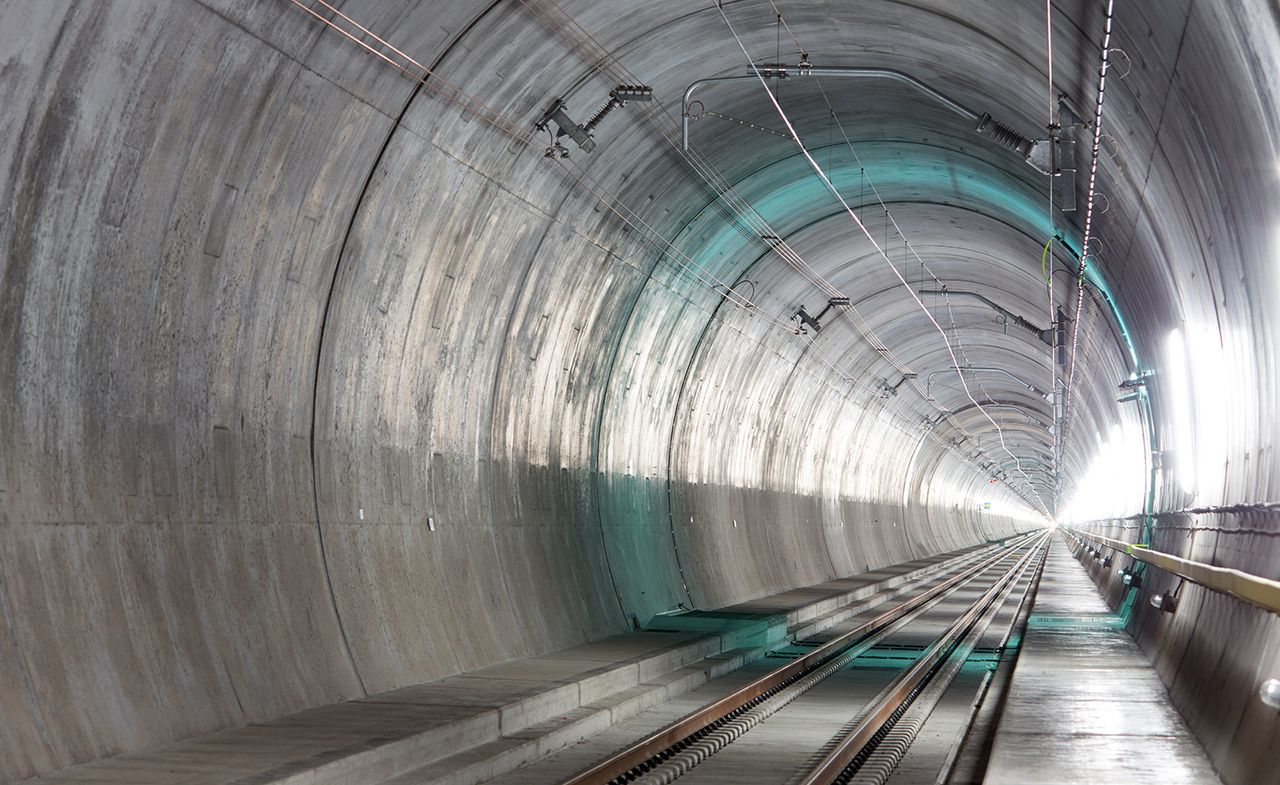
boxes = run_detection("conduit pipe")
[682,65,1005,151]
[926,366,1051,401]
[947,401,1050,428]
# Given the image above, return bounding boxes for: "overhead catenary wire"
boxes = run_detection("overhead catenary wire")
[757,0,1050,506]
[528,0,1050,519]
[686,0,1048,504]
[519,0,1031,487]
[526,0,1045,507]
[1063,0,1117,430]
[545,0,1042,507]
[721,3,1049,512]
[715,1,1051,515]
[294,0,1043,509]
[786,36,1048,500]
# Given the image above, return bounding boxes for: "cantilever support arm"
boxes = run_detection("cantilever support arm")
[918,289,1053,347]
[926,366,1050,401]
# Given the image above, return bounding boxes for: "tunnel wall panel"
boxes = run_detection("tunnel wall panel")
[0,1,411,774]
[4,0,1277,781]
[1077,516,1280,785]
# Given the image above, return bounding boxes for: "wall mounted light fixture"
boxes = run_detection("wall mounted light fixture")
[1260,679,1280,711]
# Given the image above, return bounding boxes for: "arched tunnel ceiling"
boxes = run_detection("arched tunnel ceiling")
[1,0,1278,779]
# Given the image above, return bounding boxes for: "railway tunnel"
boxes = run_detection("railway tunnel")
[1,1,1278,783]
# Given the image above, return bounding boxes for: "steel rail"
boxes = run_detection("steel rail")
[1065,528,1280,614]
[557,533,1039,785]
[839,536,1045,785]
[934,534,1049,785]
[794,532,1050,785]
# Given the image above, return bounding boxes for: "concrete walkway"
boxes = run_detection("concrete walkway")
[18,548,978,785]
[984,533,1222,785]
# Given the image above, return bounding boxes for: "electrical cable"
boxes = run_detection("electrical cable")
[716,1,1051,515]
[759,0,1050,506]
[537,0,1048,509]
[1063,0,1117,431]
[296,0,1040,508]
[1043,0,1060,505]
[524,0,1053,512]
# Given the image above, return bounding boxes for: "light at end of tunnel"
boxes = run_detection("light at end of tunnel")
[978,498,1045,525]
[1057,421,1145,525]
[1260,679,1280,711]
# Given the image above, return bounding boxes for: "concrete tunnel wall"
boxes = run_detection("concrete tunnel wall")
[1079,513,1280,785]
[1,0,1277,782]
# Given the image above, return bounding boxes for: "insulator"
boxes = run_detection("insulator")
[975,113,1034,158]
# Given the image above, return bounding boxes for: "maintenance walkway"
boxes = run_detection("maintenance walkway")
[17,548,978,785]
[984,533,1222,785]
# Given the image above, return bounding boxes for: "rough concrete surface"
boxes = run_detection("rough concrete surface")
[1,1,1277,783]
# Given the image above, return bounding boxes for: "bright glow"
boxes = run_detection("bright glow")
[1186,325,1232,499]
[1163,324,1238,499]
[980,498,1047,525]
[1057,421,1146,524]
[1165,328,1197,493]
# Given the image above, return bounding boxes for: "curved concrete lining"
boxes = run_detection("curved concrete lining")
[1,1,1277,782]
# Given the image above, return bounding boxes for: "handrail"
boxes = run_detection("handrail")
[1066,528,1280,614]
[1071,501,1280,522]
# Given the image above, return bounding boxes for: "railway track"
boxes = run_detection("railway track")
[547,532,1050,785]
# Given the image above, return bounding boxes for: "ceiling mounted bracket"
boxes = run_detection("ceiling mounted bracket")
[793,296,850,334]
[681,62,1054,174]
[788,294,849,330]
[535,84,653,157]
[877,371,916,398]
